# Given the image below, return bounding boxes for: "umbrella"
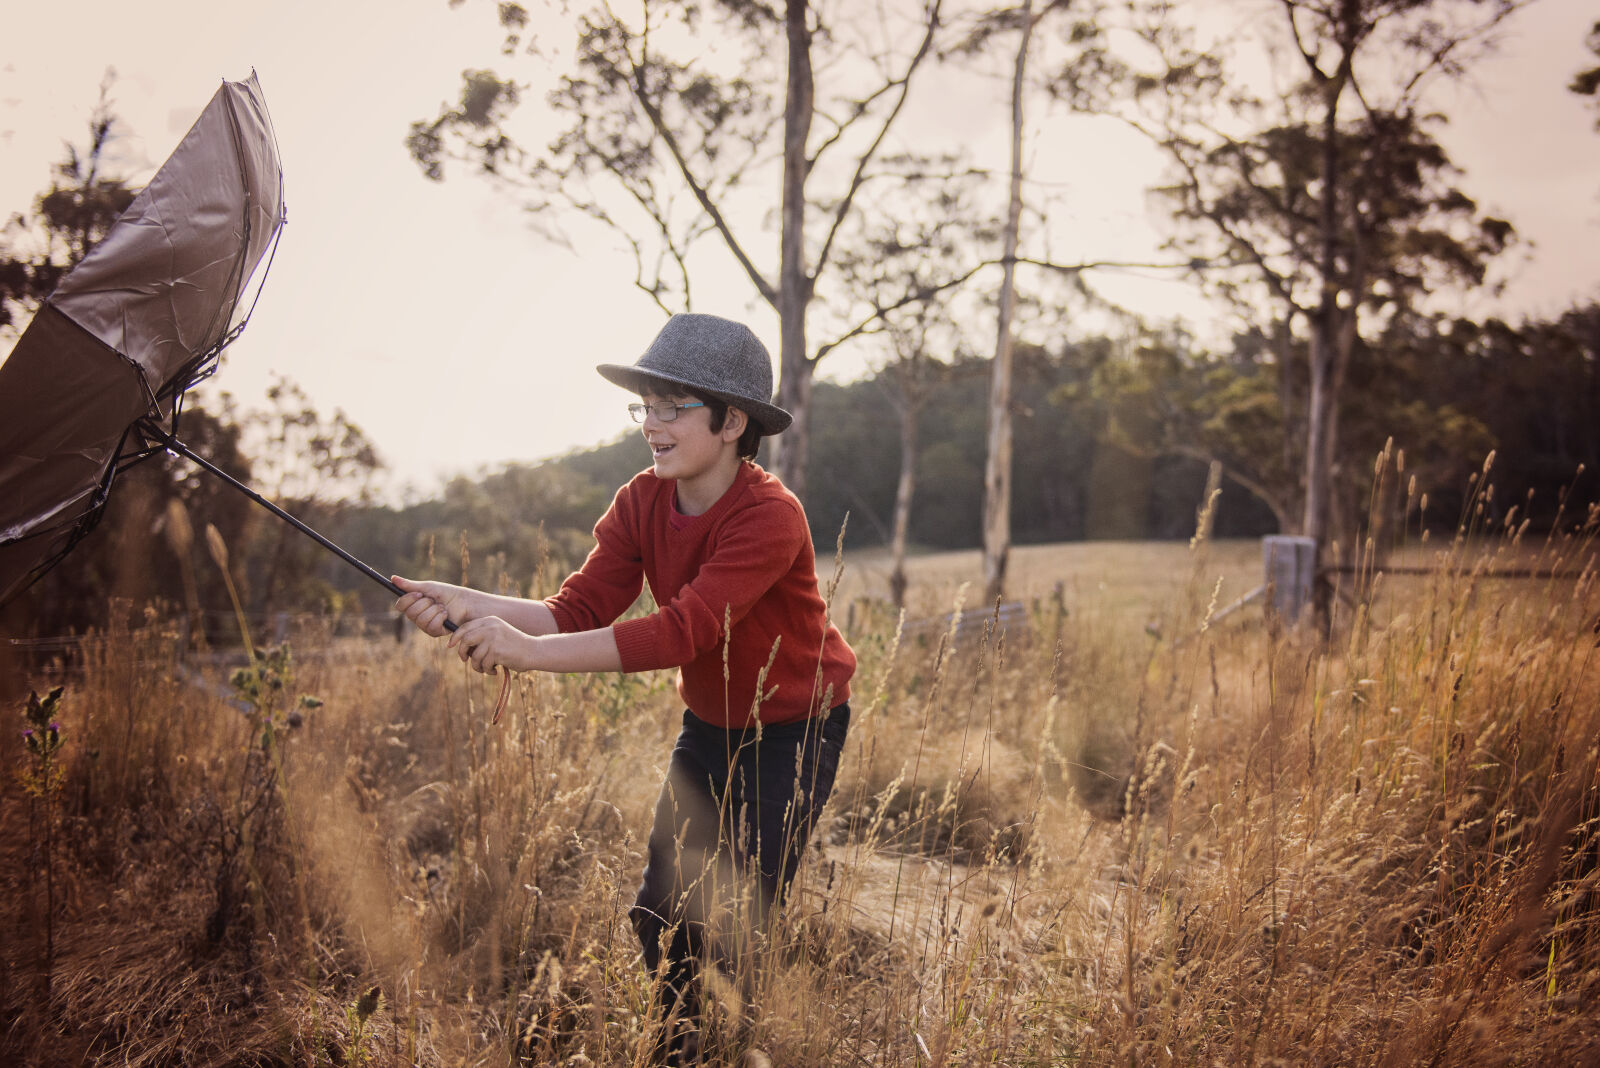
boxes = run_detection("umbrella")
[0,73,448,630]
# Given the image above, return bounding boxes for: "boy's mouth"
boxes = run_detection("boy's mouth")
[651,442,675,457]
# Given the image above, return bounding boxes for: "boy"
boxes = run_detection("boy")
[393,313,856,1064]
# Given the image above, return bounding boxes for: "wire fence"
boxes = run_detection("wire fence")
[6,609,409,660]
[1323,563,1590,579]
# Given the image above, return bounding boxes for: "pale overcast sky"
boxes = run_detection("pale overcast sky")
[3,0,1597,499]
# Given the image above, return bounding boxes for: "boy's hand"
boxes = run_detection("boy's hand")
[447,616,536,674]
[393,575,474,637]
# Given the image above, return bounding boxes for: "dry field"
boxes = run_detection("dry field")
[3,514,1598,1066]
[839,539,1261,643]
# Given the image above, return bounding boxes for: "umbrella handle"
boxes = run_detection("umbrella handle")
[160,433,458,632]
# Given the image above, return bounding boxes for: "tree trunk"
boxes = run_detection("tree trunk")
[1303,327,1337,544]
[981,0,1034,608]
[1275,308,1299,527]
[889,396,920,611]
[1302,0,1356,631]
[772,0,815,497]
[774,347,812,490]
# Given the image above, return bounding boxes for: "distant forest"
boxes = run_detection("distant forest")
[562,307,1600,556]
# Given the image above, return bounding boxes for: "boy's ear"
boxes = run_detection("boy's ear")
[723,406,748,440]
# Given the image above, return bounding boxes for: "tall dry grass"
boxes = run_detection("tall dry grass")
[2,459,1597,1065]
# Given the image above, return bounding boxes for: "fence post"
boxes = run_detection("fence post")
[1262,535,1316,623]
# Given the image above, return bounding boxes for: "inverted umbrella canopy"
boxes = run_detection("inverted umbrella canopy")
[0,73,284,607]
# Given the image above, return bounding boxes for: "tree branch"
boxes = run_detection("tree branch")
[1279,0,1326,81]
[812,0,945,282]
[1394,0,1531,105]
[621,29,779,306]
[1168,442,1292,527]
[1098,107,1308,311]
[807,80,901,173]
[552,121,708,312]
[815,259,990,362]
[1013,255,1216,275]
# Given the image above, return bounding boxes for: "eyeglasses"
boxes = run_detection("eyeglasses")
[628,402,705,423]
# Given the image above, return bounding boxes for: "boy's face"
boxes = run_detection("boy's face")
[638,390,747,483]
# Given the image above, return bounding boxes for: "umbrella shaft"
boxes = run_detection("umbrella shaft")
[163,435,457,632]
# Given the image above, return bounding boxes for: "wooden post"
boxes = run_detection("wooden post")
[1262,535,1316,623]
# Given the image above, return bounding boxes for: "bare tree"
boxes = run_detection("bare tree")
[831,169,992,608]
[409,0,952,500]
[932,0,1119,606]
[980,0,1035,607]
[1096,0,1525,624]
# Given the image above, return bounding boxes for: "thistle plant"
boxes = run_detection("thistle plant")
[204,522,322,951]
[340,986,383,1068]
[17,685,67,1004]
[19,686,65,794]
[230,643,323,751]
[227,641,321,904]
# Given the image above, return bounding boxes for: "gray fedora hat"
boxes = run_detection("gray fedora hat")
[597,313,793,435]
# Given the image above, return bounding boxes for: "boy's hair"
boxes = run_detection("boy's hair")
[639,376,763,460]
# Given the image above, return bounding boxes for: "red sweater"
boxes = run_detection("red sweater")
[543,463,855,727]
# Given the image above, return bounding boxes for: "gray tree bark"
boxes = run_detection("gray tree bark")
[982,0,1036,608]
[773,0,816,497]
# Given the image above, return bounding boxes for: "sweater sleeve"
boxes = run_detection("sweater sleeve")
[611,497,805,673]
[543,481,646,633]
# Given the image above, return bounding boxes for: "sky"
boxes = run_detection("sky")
[3,0,1598,501]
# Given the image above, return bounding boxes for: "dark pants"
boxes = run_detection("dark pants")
[630,704,850,1035]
